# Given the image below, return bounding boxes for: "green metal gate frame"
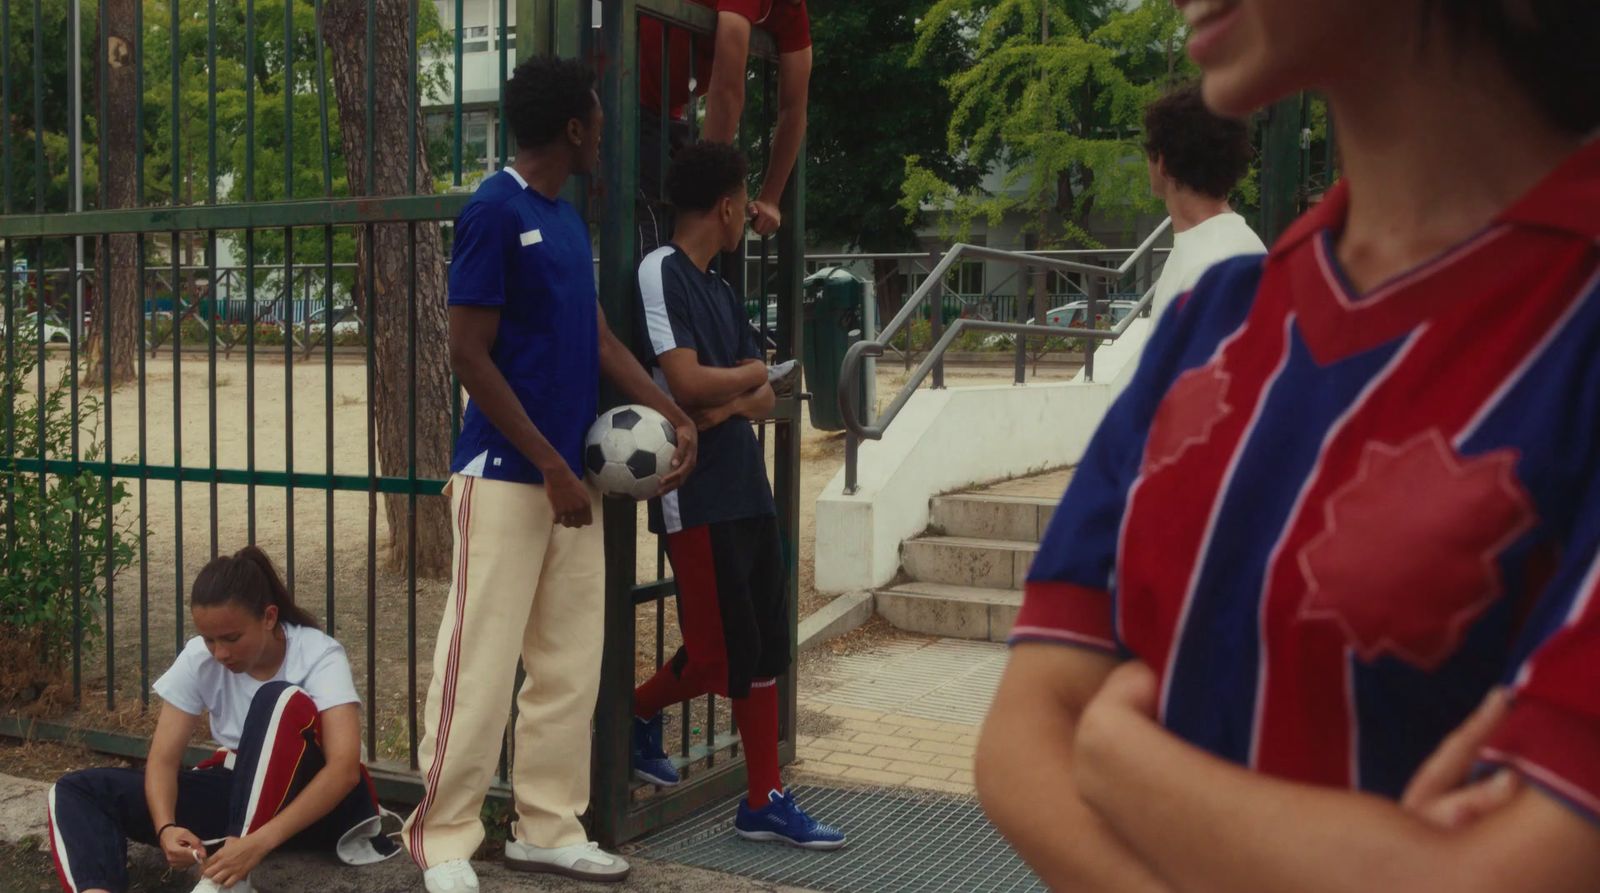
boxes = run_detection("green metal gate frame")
[0,0,802,847]
[589,0,804,845]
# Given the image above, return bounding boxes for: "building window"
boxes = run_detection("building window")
[1049,270,1083,299]
[944,260,983,298]
[465,116,492,172]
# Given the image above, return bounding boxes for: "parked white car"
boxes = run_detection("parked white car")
[305,307,363,337]
[1,312,70,344]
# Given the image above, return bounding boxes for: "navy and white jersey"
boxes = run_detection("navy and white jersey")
[448,168,599,485]
[637,245,776,534]
[1016,140,1600,817]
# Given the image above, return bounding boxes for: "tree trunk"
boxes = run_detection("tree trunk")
[87,1,140,386]
[319,0,453,579]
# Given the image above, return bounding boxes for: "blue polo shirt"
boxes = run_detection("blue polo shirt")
[636,244,776,534]
[448,169,599,485]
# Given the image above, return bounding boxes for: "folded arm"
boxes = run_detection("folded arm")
[1074,663,1600,893]
[977,643,1172,892]
[657,347,768,410]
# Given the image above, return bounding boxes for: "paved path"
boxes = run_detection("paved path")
[795,637,1008,797]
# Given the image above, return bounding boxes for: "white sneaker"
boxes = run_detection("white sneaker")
[191,877,254,893]
[422,859,480,893]
[505,839,630,883]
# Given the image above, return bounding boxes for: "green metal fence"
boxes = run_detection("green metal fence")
[0,0,802,846]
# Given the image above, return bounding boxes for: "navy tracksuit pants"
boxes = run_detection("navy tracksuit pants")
[45,681,396,892]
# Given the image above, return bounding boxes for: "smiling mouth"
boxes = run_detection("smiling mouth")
[1180,0,1238,31]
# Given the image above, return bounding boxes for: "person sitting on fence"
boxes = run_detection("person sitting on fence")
[638,0,812,251]
[45,546,398,893]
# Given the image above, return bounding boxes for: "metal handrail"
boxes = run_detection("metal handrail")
[837,219,1172,493]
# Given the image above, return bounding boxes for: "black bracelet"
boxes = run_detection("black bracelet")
[156,822,179,839]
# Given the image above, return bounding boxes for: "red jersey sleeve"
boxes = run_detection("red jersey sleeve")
[1481,517,1600,821]
[1011,304,1196,654]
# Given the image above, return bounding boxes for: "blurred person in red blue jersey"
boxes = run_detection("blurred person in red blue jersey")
[980,1,1600,890]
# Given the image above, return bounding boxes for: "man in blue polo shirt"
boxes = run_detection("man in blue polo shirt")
[403,57,698,893]
[629,141,844,850]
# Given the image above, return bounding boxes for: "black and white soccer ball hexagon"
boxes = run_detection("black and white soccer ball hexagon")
[584,404,679,500]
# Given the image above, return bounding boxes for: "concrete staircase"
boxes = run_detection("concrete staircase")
[876,471,1067,642]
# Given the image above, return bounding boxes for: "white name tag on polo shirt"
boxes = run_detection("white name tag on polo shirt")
[520,229,543,247]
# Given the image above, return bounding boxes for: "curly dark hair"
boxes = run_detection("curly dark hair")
[1428,0,1600,135]
[666,141,749,213]
[504,56,597,150]
[1143,83,1253,200]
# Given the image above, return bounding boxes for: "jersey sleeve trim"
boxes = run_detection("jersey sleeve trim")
[1481,697,1600,824]
[639,247,681,356]
[1007,581,1116,652]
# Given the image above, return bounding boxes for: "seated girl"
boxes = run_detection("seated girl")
[46,546,398,893]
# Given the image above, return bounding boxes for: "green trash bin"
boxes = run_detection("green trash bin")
[802,267,868,432]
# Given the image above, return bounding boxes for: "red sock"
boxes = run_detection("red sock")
[634,665,705,720]
[734,679,782,806]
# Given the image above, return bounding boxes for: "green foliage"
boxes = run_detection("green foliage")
[0,305,137,672]
[902,0,1195,246]
[802,0,979,249]
[133,0,453,270]
[1,0,101,262]
[5,0,451,273]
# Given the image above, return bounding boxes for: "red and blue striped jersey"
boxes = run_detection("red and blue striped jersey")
[1015,140,1600,819]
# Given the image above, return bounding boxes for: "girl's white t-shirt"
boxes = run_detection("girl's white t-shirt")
[152,623,361,751]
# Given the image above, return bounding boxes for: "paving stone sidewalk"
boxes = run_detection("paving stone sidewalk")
[794,637,1008,797]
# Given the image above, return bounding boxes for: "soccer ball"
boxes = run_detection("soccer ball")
[584,404,679,501]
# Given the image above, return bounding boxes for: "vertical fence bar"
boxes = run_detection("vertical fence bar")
[452,0,462,185]
[69,250,83,703]
[245,0,258,545]
[496,0,507,165]
[362,0,378,765]
[169,0,185,673]
[312,0,335,631]
[2,1,13,608]
[33,240,45,673]
[206,0,219,560]
[283,229,296,592]
[30,0,41,216]
[323,231,334,633]
[0,0,8,220]
[282,0,298,595]
[135,246,151,670]
[774,138,805,771]
[405,0,421,767]
[591,0,637,847]
[101,230,117,708]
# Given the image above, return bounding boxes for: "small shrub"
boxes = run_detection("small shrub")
[0,327,138,697]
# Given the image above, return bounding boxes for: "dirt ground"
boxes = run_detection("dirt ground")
[10,351,1078,761]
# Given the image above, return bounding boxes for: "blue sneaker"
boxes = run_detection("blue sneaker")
[734,789,846,850]
[632,715,680,786]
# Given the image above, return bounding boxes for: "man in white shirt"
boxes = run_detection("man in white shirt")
[1144,83,1267,316]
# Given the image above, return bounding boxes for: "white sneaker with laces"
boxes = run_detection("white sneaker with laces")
[505,839,630,883]
[190,877,254,893]
[422,858,480,893]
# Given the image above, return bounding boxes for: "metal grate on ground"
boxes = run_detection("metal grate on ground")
[630,784,1044,893]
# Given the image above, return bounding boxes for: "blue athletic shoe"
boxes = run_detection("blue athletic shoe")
[632,715,680,787]
[734,789,847,850]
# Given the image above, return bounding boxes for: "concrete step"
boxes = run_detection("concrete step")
[901,535,1038,590]
[875,582,1022,642]
[929,492,1058,543]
